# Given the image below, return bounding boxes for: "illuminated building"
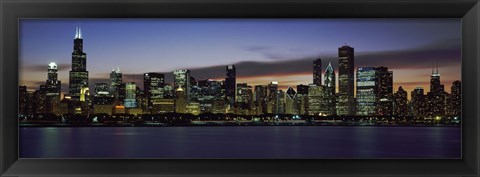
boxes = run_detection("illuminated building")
[186,102,201,115]
[225,65,236,106]
[337,44,355,115]
[93,104,113,115]
[153,98,175,113]
[175,87,187,113]
[285,87,298,115]
[114,105,126,114]
[123,82,137,108]
[426,65,445,117]
[267,81,279,114]
[448,80,461,117]
[109,67,122,96]
[163,84,175,99]
[375,66,394,116]
[212,98,226,114]
[95,83,109,95]
[254,85,268,115]
[308,84,327,115]
[313,58,322,86]
[19,86,34,116]
[356,67,377,116]
[93,83,114,115]
[324,62,336,115]
[236,83,253,104]
[45,62,61,96]
[411,87,427,118]
[45,62,61,115]
[33,86,47,114]
[69,27,89,101]
[174,69,191,101]
[80,86,90,102]
[236,83,253,115]
[277,90,285,114]
[393,86,408,116]
[296,84,309,115]
[144,73,165,108]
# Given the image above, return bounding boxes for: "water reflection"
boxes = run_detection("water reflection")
[20,126,461,159]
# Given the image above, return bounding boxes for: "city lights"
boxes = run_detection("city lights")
[18,27,462,127]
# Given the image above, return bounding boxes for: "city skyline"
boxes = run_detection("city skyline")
[20,19,461,99]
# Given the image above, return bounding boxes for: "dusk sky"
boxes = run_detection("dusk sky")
[19,19,461,99]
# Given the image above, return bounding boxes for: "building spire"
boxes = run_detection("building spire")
[432,63,434,74]
[74,26,82,39]
[75,27,78,39]
[436,62,439,74]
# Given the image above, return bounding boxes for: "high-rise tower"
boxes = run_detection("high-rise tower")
[144,72,165,108]
[427,64,445,117]
[174,69,191,101]
[225,65,236,106]
[324,62,336,115]
[46,62,61,96]
[109,66,123,96]
[337,44,355,115]
[69,27,89,101]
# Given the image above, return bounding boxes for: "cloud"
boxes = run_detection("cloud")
[355,38,461,70]
[84,37,460,92]
[23,63,71,72]
[244,45,313,60]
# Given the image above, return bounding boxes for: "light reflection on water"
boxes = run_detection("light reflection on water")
[20,126,461,158]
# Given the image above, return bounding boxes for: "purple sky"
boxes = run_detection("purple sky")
[19,19,461,98]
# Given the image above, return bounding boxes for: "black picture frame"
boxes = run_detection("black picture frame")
[1,0,479,176]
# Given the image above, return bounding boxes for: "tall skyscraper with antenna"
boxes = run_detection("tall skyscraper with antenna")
[427,63,445,117]
[69,27,89,101]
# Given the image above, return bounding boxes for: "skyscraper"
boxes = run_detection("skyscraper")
[376,66,394,116]
[45,62,61,95]
[254,85,268,115]
[69,27,89,101]
[124,82,137,108]
[427,65,445,117]
[324,62,336,115]
[285,87,298,115]
[174,69,191,101]
[236,83,253,104]
[393,86,408,116]
[267,81,279,114]
[45,62,61,115]
[308,84,327,115]
[337,44,355,115]
[225,65,236,107]
[236,83,253,115]
[144,73,165,108]
[109,67,123,96]
[411,87,427,118]
[356,67,377,116]
[450,80,461,117]
[296,84,309,115]
[313,58,322,86]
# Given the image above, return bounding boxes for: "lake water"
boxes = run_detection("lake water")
[19,126,461,158]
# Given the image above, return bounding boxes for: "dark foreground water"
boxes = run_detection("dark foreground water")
[20,126,461,158]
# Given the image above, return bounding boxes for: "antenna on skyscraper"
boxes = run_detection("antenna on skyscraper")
[436,62,439,74]
[432,63,434,74]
